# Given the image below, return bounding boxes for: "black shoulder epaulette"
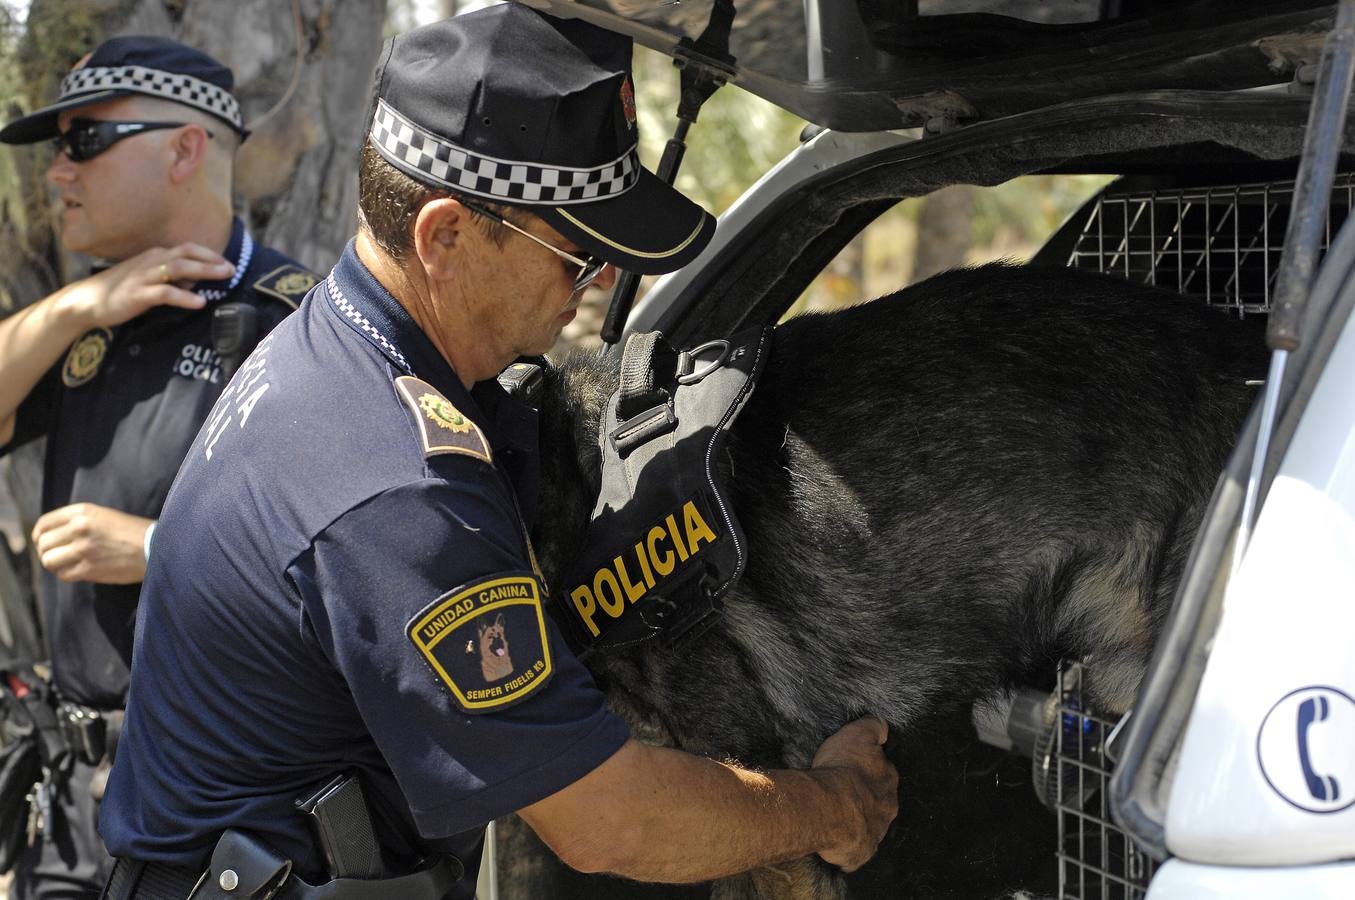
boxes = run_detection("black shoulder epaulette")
[394,376,493,464]
[250,264,319,310]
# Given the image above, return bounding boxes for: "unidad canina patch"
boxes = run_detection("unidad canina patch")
[407,572,554,714]
[62,327,113,388]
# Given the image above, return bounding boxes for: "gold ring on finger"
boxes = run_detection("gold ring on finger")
[158,263,170,284]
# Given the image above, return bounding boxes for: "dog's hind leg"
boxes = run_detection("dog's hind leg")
[712,858,848,900]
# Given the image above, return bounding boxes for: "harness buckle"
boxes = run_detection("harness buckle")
[608,403,677,457]
[676,339,731,385]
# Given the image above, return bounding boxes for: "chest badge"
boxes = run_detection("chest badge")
[274,270,317,296]
[62,327,113,388]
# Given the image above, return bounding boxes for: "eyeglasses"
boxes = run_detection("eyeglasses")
[52,118,214,163]
[458,198,607,294]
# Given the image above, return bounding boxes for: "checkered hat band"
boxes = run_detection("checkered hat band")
[369,99,638,205]
[60,65,243,131]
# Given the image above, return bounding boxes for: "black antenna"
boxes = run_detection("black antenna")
[600,0,737,344]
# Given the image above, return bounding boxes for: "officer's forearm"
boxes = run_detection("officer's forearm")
[518,738,861,883]
[0,285,99,426]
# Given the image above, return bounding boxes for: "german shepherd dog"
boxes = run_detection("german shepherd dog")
[522,264,1266,900]
[478,614,514,682]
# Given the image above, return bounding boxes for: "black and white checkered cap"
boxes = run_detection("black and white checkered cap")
[367,4,714,275]
[58,65,242,133]
[0,35,245,145]
[370,99,638,205]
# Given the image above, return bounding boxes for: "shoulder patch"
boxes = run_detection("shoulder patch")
[407,572,555,714]
[394,376,492,463]
[251,264,318,309]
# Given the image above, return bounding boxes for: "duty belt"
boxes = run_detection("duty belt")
[559,326,772,651]
[102,832,462,900]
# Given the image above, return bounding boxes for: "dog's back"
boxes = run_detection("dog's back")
[529,263,1267,898]
[554,264,1264,759]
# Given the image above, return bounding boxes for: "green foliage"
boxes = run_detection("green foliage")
[631,45,805,215]
[0,3,20,109]
[625,44,1111,318]
[0,0,107,311]
[6,0,104,107]
[0,2,26,309]
[970,174,1113,251]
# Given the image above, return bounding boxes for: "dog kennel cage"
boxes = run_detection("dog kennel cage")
[1066,174,1355,316]
[1050,170,1355,900]
[1054,664,1158,900]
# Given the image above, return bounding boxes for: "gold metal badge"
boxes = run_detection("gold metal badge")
[394,376,492,463]
[62,328,112,388]
[275,270,317,296]
[252,265,318,309]
[419,392,473,434]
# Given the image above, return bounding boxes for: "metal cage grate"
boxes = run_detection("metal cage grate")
[1051,172,1355,898]
[1066,174,1355,315]
[1055,664,1156,900]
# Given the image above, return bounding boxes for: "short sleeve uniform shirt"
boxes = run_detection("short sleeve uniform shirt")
[100,242,628,891]
[0,219,313,708]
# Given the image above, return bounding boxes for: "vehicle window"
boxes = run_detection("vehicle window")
[784,174,1114,319]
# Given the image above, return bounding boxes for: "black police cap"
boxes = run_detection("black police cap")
[368,4,715,276]
[0,35,245,145]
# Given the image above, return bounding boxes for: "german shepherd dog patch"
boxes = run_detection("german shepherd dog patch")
[407,572,554,713]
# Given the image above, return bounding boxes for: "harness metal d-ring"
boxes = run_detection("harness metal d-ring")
[677,339,731,385]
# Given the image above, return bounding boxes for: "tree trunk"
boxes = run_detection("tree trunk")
[3,0,386,300]
[912,184,975,282]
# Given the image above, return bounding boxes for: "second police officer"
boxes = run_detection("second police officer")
[0,36,315,898]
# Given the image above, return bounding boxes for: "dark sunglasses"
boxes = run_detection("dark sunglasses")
[52,118,214,163]
[458,198,607,293]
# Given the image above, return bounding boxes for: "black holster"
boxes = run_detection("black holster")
[182,829,463,900]
[105,830,461,900]
[194,830,460,899]
[100,824,460,900]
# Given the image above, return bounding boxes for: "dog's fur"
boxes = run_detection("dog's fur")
[478,614,514,682]
[525,264,1267,899]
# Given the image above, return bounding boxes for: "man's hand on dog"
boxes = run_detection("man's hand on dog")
[810,716,899,872]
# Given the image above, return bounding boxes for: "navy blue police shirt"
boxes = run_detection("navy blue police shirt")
[0,219,314,709]
[101,242,629,890]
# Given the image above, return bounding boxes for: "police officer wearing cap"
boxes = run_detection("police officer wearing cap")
[98,7,897,900]
[0,35,316,898]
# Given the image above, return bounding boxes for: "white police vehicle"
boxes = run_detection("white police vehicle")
[521,2,1353,898]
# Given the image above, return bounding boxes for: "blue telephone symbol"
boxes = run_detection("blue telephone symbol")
[1296,695,1340,803]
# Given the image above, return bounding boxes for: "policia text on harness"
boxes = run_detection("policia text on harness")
[549,326,772,652]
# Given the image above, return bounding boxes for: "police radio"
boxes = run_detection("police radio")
[211,302,259,382]
[497,356,548,408]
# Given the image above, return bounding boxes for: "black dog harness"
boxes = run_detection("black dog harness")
[559,326,772,651]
